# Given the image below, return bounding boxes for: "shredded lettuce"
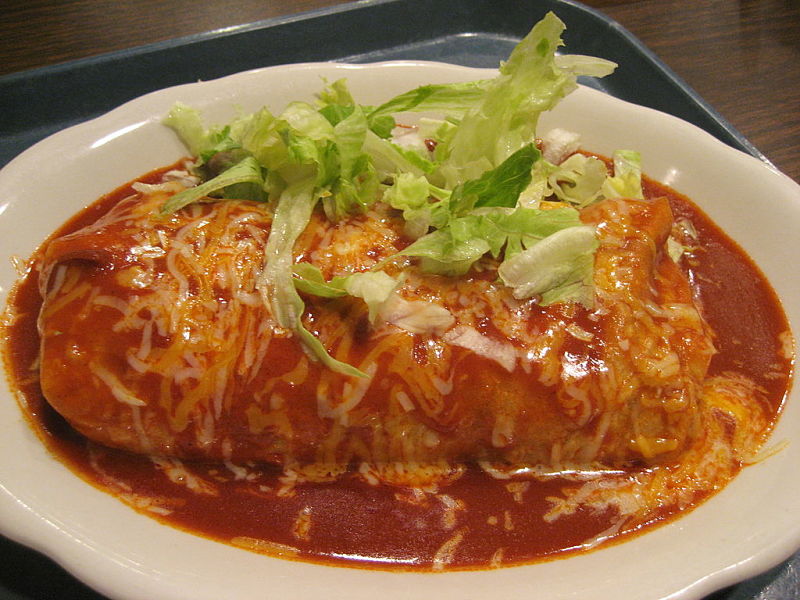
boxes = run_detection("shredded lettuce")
[522,148,645,209]
[498,225,598,306]
[433,13,616,187]
[342,272,400,322]
[379,295,455,335]
[322,105,379,220]
[293,263,399,323]
[601,150,644,200]
[293,262,454,335]
[291,263,348,298]
[163,103,215,157]
[159,156,265,214]
[448,144,540,215]
[383,173,437,239]
[385,205,585,279]
[366,80,491,125]
[161,11,623,375]
[530,153,609,208]
[256,180,367,378]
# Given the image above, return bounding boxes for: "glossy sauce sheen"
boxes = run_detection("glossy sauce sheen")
[3,162,793,570]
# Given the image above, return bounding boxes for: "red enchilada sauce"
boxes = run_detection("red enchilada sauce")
[2,160,793,570]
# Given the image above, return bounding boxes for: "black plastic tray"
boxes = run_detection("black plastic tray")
[0,0,793,598]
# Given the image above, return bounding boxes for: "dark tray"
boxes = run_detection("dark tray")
[0,0,793,599]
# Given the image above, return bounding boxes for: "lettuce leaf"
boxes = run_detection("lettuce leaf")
[383,172,437,239]
[601,150,644,200]
[342,272,400,322]
[292,262,348,298]
[449,143,540,215]
[292,263,400,323]
[498,224,598,306]
[163,102,217,157]
[322,105,380,220]
[159,156,265,214]
[523,147,644,209]
[388,205,585,281]
[527,153,609,208]
[366,80,490,124]
[318,78,395,138]
[434,12,616,187]
[256,180,367,378]
[381,142,539,242]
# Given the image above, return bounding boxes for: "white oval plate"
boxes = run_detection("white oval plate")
[1,61,799,600]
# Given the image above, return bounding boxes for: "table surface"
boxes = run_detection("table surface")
[0,1,799,599]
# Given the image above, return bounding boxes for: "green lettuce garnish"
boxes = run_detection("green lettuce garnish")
[292,263,399,323]
[366,80,491,126]
[601,149,644,200]
[386,205,585,278]
[433,14,616,187]
[256,179,368,378]
[160,156,265,214]
[161,11,623,376]
[498,225,598,306]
